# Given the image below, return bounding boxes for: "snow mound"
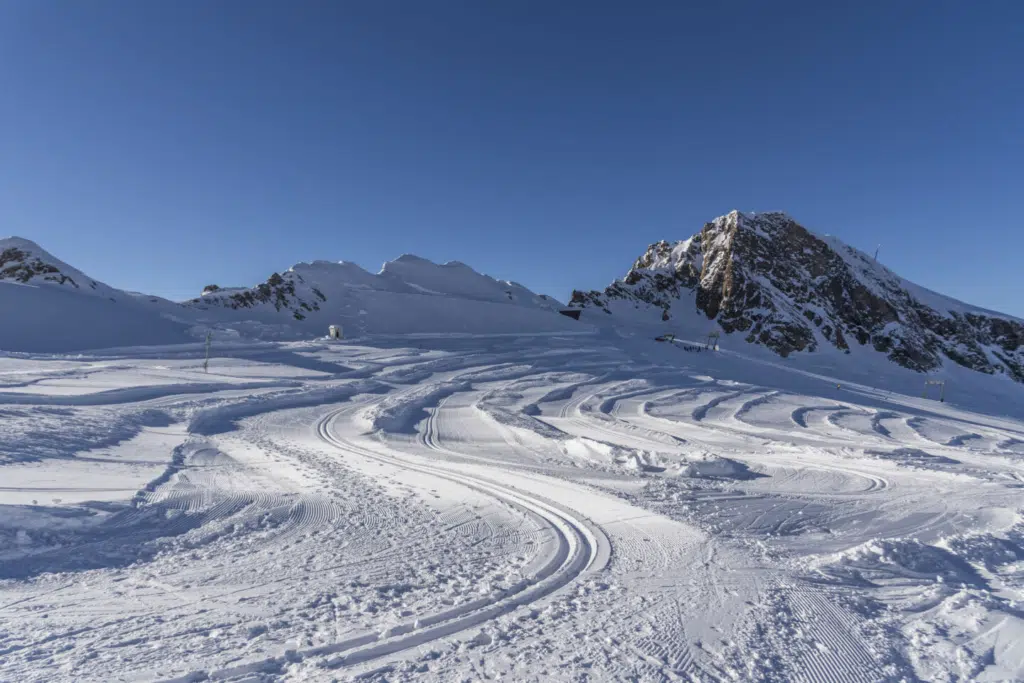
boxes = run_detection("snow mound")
[356,381,469,434]
[561,438,750,478]
[815,538,987,589]
[0,278,197,353]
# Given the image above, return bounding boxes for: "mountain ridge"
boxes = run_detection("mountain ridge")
[188,253,563,320]
[0,237,576,352]
[569,210,1024,382]
[1,236,111,297]
[4,221,1022,384]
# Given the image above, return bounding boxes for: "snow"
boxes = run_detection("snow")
[0,249,577,354]
[0,279,196,352]
[2,327,1023,682]
[816,232,1024,323]
[378,255,558,308]
[1,236,116,299]
[576,211,1024,385]
[3,234,1024,680]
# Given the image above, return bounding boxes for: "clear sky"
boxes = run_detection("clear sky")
[2,1,1022,314]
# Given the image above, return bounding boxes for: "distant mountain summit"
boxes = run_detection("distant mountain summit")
[1,237,111,297]
[187,254,563,335]
[0,236,194,352]
[0,237,576,352]
[570,211,1024,382]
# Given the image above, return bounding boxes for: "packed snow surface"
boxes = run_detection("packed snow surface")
[2,329,1023,682]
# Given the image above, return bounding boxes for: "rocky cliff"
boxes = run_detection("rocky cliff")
[570,211,1024,382]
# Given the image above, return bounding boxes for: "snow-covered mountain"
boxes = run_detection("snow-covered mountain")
[2,237,122,299]
[185,254,567,338]
[0,237,196,352]
[570,211,1024,382]
[7,222,1022,379]
[0,237,576,352]
[191,254,561,320]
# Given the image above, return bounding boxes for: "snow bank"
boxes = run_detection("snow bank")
[356,381,469,434]
[561,437,750,478]
[815,537,987,588]
[0,406,173,463]
[0,280,196,352]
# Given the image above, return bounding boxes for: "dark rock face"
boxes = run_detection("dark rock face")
[190,271,323,314]
[1,247,82,288]
[189,272,323,315]
[571,211,1024,381]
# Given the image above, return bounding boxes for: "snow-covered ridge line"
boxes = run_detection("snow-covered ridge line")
[1,236,109,296]
[191,252,562,316]
[570,210,1024,383]
[0,237,581,352]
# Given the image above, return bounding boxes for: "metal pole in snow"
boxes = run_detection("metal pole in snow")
[204,332,212,373]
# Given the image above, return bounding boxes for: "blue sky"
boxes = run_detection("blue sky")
[1,1,1022,314]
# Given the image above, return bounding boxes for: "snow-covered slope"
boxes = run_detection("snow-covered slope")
[3,333,1023,681]
[1,238,579,353]
[187,254,570,338]
[4,236,1024,681]
[570,211,1024,382]
[1,237,120,299]
[0,237,196,352]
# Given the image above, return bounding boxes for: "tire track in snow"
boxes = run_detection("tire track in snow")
[573,387,893,500]
[905,417,955,448]
[945,432,985,448]
[885,416,942,447]
[998,438,1024,454]
[869,411,897,438]
[823,408,885,442]
[731,390,780,423]
[692,390,749,422]
[314,412,609,671]
[904,416,1009,452]
[167,407,609,680]
[791,405,843,429]
[751,454,891,498]
[551,384,692,450]
[801,406,862,443]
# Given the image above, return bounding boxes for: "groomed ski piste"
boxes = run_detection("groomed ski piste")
[2,327,1023,682]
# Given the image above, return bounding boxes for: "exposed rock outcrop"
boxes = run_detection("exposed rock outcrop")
[570,211,1024,381]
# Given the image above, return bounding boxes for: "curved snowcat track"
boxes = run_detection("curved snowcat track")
[310,409,608,672]
[175,407,609,680]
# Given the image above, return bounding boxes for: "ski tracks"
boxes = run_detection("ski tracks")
[174,406,612,678]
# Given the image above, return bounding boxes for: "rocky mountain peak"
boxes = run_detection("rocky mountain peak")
[571,212,1024,382]
[0,236,106,294]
